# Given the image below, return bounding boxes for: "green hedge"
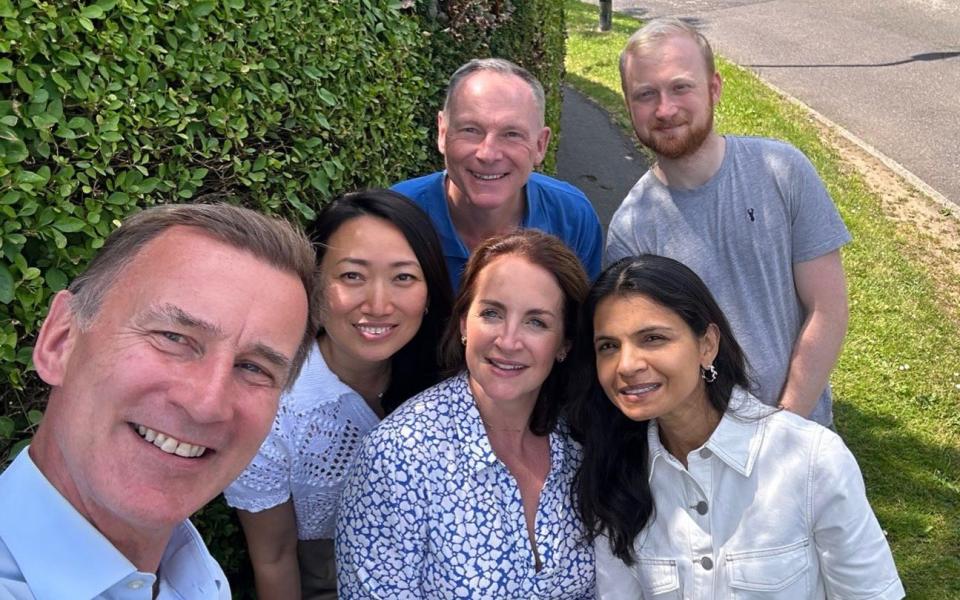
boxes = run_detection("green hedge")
[1,0,566,592]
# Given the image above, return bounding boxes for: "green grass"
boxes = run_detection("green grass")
[565,1,960,595]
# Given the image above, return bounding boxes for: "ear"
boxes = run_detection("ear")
[534,126,551,167]
[699,323,720,368]
[437,110,448,157]
[459,313,467,340]
[33,291,80,386]
[557,339,572,362]
[709,71,723,107]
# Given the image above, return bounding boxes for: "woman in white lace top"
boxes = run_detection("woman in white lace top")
[224,189,452,599]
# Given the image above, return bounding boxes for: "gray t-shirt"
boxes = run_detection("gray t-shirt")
[606,136,851,425]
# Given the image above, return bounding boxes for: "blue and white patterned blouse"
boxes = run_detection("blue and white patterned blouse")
[335,372,595,599]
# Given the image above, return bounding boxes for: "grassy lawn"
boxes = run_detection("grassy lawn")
[564,0,960,596]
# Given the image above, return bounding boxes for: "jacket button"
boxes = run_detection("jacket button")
[700,556,714,570]
[695,500,708,515]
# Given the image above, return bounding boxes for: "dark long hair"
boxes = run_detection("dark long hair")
[571,255,750,564]
[440,229,589,435]
[308,189,452,413]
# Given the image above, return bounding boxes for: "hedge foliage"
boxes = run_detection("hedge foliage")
[1,0,566,592]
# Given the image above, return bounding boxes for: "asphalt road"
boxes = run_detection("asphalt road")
[585,0,960,207]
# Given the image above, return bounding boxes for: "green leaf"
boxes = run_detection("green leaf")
[191,1,215,17]
[0,264,13,303]
[27,410,43,425]
[0,59,12,74]
[77,15,94,32]
[6,439,30,463]
[46,268,68,291]
[0,0,16,18]
[22,267,41,280]
[0,416,14,439]
[225,0,244,8]
[80,4,105,18]
[53,216,87,232]
[100,131,123,142]
[0,115,16,126]
[57,51,81,67]
[15,70,33,95]
[0,137,28,164]
[317,88,337,107]
[106,191,129,205]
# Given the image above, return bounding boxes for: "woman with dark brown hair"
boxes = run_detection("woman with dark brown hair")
[336,229,595,598]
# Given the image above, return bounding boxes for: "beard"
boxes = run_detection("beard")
[639,109,714,159]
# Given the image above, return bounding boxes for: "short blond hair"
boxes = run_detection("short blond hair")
[619,18,716,81]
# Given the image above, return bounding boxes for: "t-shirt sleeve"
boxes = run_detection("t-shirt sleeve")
[783,148,852,263]
[223,421,292,512]
[578,207,604,280]
[811,430,905,599]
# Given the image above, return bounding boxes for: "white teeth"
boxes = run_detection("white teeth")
[472,172,506,181]
[625,383,659,394]
[357,325,391,336]
[490,359,524,371]
[133,424,207,458]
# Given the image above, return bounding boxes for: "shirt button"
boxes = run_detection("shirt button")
[695,500,708,515]
[127,579,145,590]
[700,556,714,570]
[699,447,713,459]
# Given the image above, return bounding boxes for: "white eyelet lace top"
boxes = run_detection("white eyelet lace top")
[224,340,380,540]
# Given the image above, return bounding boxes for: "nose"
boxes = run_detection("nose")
[617,343,648,378]
[362,278,393,316]
[475,133,502,163]
[655,94,677,120]
[175,356,235,424]
[494,320,523,353]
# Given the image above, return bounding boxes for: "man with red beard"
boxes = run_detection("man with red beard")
[606,18,851,427]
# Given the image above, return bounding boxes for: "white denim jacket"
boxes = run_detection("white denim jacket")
[595,388,905,599]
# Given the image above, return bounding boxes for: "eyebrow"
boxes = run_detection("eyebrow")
[138,303,293,371]
[336,257,422,269]
[594,325,674,342]
[478,299,558,319]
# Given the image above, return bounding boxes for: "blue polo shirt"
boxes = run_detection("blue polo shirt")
[393,171,602,290]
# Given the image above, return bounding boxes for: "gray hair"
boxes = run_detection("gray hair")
[67,203,319,387]
[443,58,546,125]
[619,18,716,80]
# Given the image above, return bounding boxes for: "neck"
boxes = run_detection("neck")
[28,435,172,573]
[656,396,722,468]
[468,378,537,441]
[318,336,390,416]
[654,132,725,190]
[445,177,524,251]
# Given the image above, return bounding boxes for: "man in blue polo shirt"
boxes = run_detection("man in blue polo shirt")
[394,58,602,290]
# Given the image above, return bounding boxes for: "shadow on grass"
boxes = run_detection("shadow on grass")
[835,399,960,597]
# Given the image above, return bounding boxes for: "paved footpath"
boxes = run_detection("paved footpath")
[556,86,648,230]
[579,0,960,208]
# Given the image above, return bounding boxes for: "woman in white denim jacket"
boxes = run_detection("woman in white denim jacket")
[570,255,904,599]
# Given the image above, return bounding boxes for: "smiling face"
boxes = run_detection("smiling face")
[438,70,551,215]
[593,293,718,424]
[621,34,721,159]
[31,227,308,535]
[461,254,567,410]
[317,215,428,372]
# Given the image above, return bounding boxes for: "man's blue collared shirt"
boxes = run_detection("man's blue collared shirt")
[393,171,603,289]
[0,449,230,600]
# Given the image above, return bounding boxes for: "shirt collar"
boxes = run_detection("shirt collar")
[647,387,766,479]
[0,449,227,599]
[450,372,501,474]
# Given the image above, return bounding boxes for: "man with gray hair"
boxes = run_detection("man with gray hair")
[394,58,602,289]
[607,18,850,426]
[0,203,318,598]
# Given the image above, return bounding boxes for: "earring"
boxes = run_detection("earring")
[461,335,467,346]
[700,364,718,383]
[424,305,429,315]
[556,351,567,363]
